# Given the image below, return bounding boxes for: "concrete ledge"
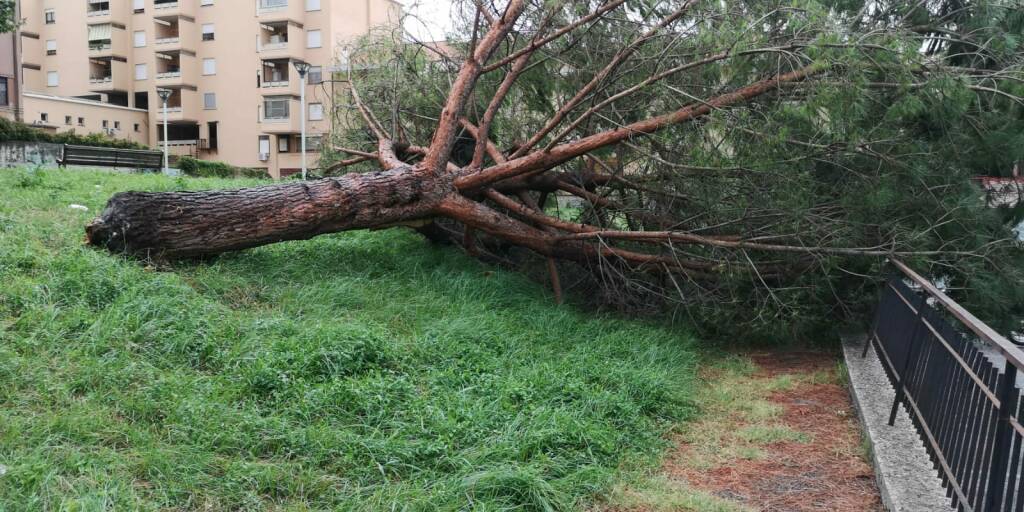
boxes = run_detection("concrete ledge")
[841,333,953,512]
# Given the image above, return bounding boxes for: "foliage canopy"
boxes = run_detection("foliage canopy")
[328,0,1024,340]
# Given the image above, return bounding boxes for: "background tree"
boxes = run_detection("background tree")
[87,0,1024,341]
[0,0,17,33]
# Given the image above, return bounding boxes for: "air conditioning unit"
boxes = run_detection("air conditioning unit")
[258,152,270,162]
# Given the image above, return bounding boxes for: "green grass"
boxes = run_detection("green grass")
[0,168,699,511]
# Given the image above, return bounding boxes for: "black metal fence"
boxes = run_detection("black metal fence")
[866,260,1024,512]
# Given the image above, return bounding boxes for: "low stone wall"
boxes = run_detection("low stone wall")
[0,141,63,167]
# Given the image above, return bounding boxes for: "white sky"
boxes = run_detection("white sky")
[398,0,457,42]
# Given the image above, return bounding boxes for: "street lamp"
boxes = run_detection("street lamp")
[156,88,173,175]
[292,59,310,180]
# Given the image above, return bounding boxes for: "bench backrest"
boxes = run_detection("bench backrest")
[61,145,164,169]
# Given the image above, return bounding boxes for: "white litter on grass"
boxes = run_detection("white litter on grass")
[0,464,7,477]
[69,204,89,212]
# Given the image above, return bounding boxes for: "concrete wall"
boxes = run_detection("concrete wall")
[0,141,62,167]
[22,93,151,146]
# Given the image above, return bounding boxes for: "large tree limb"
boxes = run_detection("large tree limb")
[455,64,822,191]
[422,0,527,174]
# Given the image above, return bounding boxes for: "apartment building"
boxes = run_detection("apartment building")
[16,0,400,178]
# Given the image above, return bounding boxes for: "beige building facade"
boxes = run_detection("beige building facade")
[22,92,150,143]
[0,33,21,120]
[16,0,400,177]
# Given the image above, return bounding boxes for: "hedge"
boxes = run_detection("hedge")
[0,117,144,149]
[176,156,269,179]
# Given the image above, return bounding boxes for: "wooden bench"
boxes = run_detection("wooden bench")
[58,145,164,171]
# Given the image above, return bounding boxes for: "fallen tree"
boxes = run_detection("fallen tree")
[87,0,1024,338]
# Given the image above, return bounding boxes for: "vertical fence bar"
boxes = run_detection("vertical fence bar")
[890,291,929,426]
[864,277,887,358]
[986,364,1019,512]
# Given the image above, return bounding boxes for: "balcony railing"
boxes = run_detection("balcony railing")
[261,80,290,88]
[258,0,288,13]
[155,37,180,45]
[89,76,113,84]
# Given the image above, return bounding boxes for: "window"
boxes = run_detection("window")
[135,63,147,80]
[40,113,48,122]
[306,0,320,11]
[307,135,322,151]
[0,78,7,107]
[202,24,214,41]
[44,9,55,24]
[133,0,144,13]
[46,40,57,56]
[134,123,140,132]
[102,120,109,128]
[65,116,72,125]
[202,58,216,75]
[114,121,121,130]
[78,117,85,126]
[308,66,322,84]
[263,97,289,119]
[204,92,216,109]
[308,103,323,121]
[258,135,271,160]
[46,71,58,87]
[278,135,289,153]
[306,30,321,49]
[134,30,146,47]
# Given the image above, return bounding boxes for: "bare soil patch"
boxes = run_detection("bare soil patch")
[669,352,881,511]
[599,351,882,512]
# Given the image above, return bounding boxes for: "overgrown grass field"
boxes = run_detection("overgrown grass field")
[0,169,699,511]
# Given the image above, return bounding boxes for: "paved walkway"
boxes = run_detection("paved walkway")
[841,333,953,512]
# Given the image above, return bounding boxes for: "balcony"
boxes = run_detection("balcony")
[157,89,201,122]
[256,0,305,24]
[86,0,131,22]
[21,36,42,66]
[155,51,198,87]
[257,21,303,57]
[259,58,303,95]
[153,0,196,17]
[259,96,302,134]
[154,16,196,52]
[88,26,129,58]
[89,58,130,92]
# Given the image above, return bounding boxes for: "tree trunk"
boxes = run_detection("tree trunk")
[86,167,445,258]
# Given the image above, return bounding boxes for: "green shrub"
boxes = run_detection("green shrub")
[237,166,270,179]
[0,117,143,149]
[176,156,269,179]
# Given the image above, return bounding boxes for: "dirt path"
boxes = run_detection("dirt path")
[601,351,882,512]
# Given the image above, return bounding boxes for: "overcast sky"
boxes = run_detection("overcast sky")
[398,0,456,41]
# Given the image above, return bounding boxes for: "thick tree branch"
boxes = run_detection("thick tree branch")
[456,64,823,190]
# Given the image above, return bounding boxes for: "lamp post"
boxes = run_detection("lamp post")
[292,59,310,180]
[156,88,173,175]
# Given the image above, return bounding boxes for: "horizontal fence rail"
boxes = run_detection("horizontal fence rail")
[867,260,1024,512]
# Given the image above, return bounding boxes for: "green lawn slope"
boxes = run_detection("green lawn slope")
[0,168,698,511]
